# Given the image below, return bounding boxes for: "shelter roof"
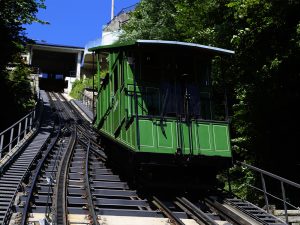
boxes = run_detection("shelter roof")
[89,40,234,55]
[28,42,84,53]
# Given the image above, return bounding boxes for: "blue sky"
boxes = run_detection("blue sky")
[24,0,140,47]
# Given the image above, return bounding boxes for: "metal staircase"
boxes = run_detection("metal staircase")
[226,198,287,225]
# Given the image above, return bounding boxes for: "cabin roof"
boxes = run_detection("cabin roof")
[89,40,234,55]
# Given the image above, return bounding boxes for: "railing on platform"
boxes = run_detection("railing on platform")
[0,104,41,159]
[79,88,96,115]
[235,161,300,224]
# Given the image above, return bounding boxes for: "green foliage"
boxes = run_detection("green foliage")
[0,63,36,130]
[0,0,45,130]
[70,71,107,100]
[120,0,181,42]
[120,0,300,199]
[219,164,263,203]
[0,0,46,73]
[9,63,35,111]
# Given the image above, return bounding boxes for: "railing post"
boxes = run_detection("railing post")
[33,108,36,121]
[9,127,14,151]
[281,181,289,224]
[260,173,269,213]
[227,168,232,194]
[24,117,28,136]
[29,113,33,131]
[0,135,4,158]
[18,122,22,144]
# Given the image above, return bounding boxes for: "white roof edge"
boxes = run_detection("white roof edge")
[136,40,234,54]
[30,44,84,53]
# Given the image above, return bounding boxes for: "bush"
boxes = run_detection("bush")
[70,71,107,100]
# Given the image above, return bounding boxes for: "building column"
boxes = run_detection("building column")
[29,46,33,65]
[76,52,82,80]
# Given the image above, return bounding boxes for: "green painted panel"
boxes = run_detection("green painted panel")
[126,61,134,81]
[196,123,212,151]
[131,121,136,149]
[120,89,126,123]
[109,109,113,134]
[112,98,120,134]
[213,125,230,151]
[120,122,125,142]
[156,121,175,153]
[127,84,134,115]
[127,84,145,115]
[139,120,155,148]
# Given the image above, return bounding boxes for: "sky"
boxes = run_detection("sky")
[24,0,140,47]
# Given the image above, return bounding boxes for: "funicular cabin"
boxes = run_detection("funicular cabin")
[91,40,234,186]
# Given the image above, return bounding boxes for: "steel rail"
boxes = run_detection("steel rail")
[45,130,64,221]
[54,92,75,120]
[78,138,107,164]
[53,128,77,225]
[152,196,185,225]
[77,124,98,142]
[205,197,252,225]
[20,125,61,225]
[85,140,100,225]
[174,201,206,225]
[175,197,218,225]
[58,93,89,123]
[77,127,106,161]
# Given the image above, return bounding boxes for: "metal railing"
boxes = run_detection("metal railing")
[104,3,137,27]
[0,104,41,159]
[80,89,96,115]
[235,161,300,224]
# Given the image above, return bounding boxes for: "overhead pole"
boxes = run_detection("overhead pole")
[111,0,114,20]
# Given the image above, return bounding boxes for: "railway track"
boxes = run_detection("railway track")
[0,91,287,225]
[16,92,157,224]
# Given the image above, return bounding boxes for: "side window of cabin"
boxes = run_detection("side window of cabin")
[120,56,124,89]
[199,62,210,86]
[113,65,118,94]
[141,52,161,82]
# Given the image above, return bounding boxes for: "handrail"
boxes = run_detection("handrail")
[235,161,300,224]
[0,102,41,159]
[237,161,300,189]
[0,110,35,136]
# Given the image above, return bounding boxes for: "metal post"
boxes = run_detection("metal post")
[33,108,36,121]
[92,52,95,117]
[260,173,269,213]
[24,118,28,136]
[281,181,289,224]
[29,114,33,131]
[18,122,22,143]
[224,86,229,121]
[0,135,4,158]
[9,127,14,151]
[227,168,232,194]
[111,0,114,20]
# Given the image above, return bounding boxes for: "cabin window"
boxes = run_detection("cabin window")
[199,63,210,86]
[140,53,162,82]
[120,58,124,88]
[113,65,118,94]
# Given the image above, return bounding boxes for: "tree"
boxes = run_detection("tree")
[0,0,46,130]
[0,0,46,72]
[121,0,300,181]
[120,0,181,41]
